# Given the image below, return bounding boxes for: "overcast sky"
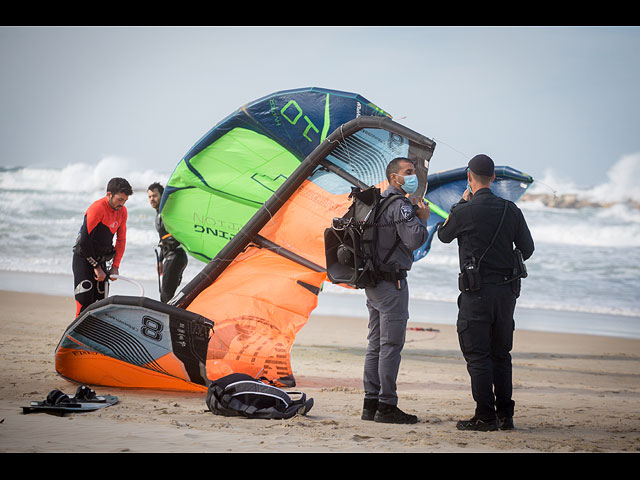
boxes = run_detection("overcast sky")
[1,26,639,187]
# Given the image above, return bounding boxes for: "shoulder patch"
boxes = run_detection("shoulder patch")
[400,203,414,220]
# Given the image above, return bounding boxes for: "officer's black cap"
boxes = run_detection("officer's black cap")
[468,154,494,177]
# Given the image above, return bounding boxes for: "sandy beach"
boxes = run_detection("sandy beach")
[1,289,639,453]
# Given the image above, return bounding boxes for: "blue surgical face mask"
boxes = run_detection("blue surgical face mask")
[400,174,419,194]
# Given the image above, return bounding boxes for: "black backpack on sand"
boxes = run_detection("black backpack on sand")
[206,373,314,420]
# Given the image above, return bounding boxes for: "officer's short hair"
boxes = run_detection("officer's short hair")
[468,170,493,184]
[147,182,164,195]
[386,157,413,182]
[107,177,133,196]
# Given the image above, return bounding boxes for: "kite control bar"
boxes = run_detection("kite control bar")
[105,275,145,297]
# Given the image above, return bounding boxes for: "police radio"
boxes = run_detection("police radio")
[458,259,481,292]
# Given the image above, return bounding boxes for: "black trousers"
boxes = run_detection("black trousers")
[160,250,188,303]
[457,283,516,421]
[72,253,107,316]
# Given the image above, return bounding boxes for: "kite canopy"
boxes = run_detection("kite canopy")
[416,165,534,259]
[172,115,436,385]
[56,296,213,392]
[55,87,436,390]
[54,87,533,391]
[159,87,392,263]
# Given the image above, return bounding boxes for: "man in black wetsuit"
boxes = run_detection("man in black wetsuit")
[148,182,188,303]
[437,154,535,431]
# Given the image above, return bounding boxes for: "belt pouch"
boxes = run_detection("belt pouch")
[459,263,481,292]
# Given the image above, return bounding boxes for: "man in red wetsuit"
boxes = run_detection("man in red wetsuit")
[72,177,133,316]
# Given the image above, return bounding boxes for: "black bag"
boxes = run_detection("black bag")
[206,373,314,420]
[324,186,405,289]
[458,261,482,292]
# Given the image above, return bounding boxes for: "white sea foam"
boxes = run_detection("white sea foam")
[529,152,640,203]
[587,153,640,203]
[519,154,640,248]
[527,214,640,247]
[0,156,169,194]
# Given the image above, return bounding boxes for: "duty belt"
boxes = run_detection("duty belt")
[481,273,511,284]
[377,264,407,290]
[378,269,407,282]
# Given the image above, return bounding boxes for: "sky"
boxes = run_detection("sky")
[1,25,639,188]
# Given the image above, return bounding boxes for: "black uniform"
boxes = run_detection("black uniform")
[155,213,188,303]
[437,187,534,424]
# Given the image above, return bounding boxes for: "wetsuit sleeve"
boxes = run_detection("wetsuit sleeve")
[393,200,429,251]
[514,206,535,261]
[112,207,127,268]
[437,200,466,244]
[76,202,104,267]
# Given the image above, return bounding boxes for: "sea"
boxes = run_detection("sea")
[1,154,639,339]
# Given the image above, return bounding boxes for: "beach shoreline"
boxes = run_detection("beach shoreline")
[1,289,639,453]
[2,269,639,340]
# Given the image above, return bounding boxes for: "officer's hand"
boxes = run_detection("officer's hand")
[413,198,430,221]
[462,188,473,201]
[94,266,106,282]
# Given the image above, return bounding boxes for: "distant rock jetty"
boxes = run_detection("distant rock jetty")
[521,193,640,209]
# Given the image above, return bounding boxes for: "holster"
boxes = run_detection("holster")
[377,263,407,290]
[511,277,522,298]
[498,249,526,298]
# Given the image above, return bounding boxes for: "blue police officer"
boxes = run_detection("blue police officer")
[361,157,430,424]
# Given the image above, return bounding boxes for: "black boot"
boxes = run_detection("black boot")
[456,416,498,431]
[373,402,418,424]
[498,415,515,430]
[361,398,378,421]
